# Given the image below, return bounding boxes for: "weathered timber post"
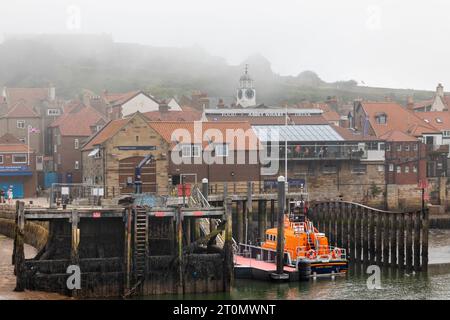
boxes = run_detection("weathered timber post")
[14,201,25,292]
[375,212,382,265]
[421,208,429,272]
[383,212,390,268]
[176,206,183,294]
[398,213,405,270]
[406,212,413,273]
[413,210,421,272]
[246,181,252,244]
[270,199,275,228]
[390,213,397,268]
[237,201,243,244]
[262,200,267,243]
[330,202,336,247]
[349,204,355,264]
[324,202,330,240]
[124,207,133,292]
[369,209,375,265]
[70,209,80,297]
[258,200,264,243]
[336,202,342,248]
[272,176,288,280]
[362,207,369,266]
[202,178,214,234]
[342,203,349,254]
[355,206,362,264]
[223,196,233,292]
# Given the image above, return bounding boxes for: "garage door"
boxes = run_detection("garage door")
[0,182,24,199]
[119,156,156,194]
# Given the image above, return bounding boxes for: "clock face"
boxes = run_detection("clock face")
[245,89,254,99]
[238,89,243,99]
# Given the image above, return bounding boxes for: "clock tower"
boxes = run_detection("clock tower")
[236,64,256,108]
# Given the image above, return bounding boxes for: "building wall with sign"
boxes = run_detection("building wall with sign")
[0,150,38,198]
[82,115,170,195]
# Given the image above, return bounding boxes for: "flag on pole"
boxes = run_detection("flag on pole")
[28,126,40,134]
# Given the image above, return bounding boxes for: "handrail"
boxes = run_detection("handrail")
[311,200,424,215]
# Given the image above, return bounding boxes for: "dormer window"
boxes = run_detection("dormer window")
[375,113,387,124]
[436,118,443,123]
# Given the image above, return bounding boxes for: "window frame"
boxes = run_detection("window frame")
[74,139,79,150]
[47,109,61,116]
[17,120,25,129]
[12,154,27,164]
[215,144,229,157]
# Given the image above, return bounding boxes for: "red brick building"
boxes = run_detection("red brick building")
[49,102,106,183]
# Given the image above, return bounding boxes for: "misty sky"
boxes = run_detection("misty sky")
[0,0,449,90]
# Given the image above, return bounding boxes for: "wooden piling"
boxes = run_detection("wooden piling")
[14,201,25,292]
[125,207,133,292]
[349,204,355,264]
[270,199,275,228]
[375,212,382,265]
[336,202,343,248]
[406,212,413,273]
[398,213,405,270]
[275,177,286,276]
[383,212,390,268]
[369,210,375,265]
[355,206,362,264]
[223,197,233,292]
[246,182,252,243]
[330,202,336,247]
[413,210,421,272]
[390,213,397,268]
[421,208,429,272]
[258,200,264,243]
[362,208,369,266]
[237,201,244,244]
[342,203,349,254]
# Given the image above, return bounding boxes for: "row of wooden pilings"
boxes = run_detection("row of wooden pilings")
[309,201,429,272]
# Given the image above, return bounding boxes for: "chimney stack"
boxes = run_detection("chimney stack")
[159,99,169,112]
[406,96,414,110]
[437,83,444,98]
[217,98,225,109]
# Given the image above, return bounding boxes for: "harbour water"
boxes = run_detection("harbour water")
[148,229,450,300]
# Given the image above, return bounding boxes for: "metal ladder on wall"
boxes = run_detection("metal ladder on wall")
[134,209,148,278]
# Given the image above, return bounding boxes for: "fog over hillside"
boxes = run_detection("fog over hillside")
[0,34,435,105]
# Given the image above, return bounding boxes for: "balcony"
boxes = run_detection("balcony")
[269,144,367,160]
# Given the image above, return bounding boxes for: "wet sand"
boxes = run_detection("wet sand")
[0,235,66,300]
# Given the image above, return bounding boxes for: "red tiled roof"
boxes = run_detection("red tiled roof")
[331,126,382,141]
[0,134,30,153]
[50,104,106,136]
[82,118,129,151]
[5,87,50,109]
[103,90,159,106]
[415,112,450,131]
[360,102,440,137]
[2,100,39,118]
[379,130,419,142]
[149,121,260,150]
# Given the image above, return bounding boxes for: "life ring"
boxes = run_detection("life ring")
[306,249,317,260]
[331,248,341,259]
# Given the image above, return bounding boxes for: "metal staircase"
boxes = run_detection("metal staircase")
[134,209,148,278]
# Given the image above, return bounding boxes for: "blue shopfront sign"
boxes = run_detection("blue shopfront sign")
[0,166,32,176]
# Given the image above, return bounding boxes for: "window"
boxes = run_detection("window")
[182,144,201,157]
[396,166,401,173]
[413,166,417,173]
[351,164,367,174]
[377,165,384,172]
[17,120,25,129]
[405,144,410,151]
[135,136,139,142]
[386,144,391,151]
[389,164,394,172]
[367,142,378,150]
[0,155,3,164]
[19,138,26,143]
[74,139,79,150]
[376,114,387,124]
[379,143,385,151]
[215,144,229,157]
[54,144,57,153]
[413,144,418,151]
[397,144,402,152]
[12,154,27,164]
[436,118,443,123]
[75,161,79,170]
[96,125,103,132]
[405,166,409,173]
[47,109,60,116]
[443,131,450,137]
